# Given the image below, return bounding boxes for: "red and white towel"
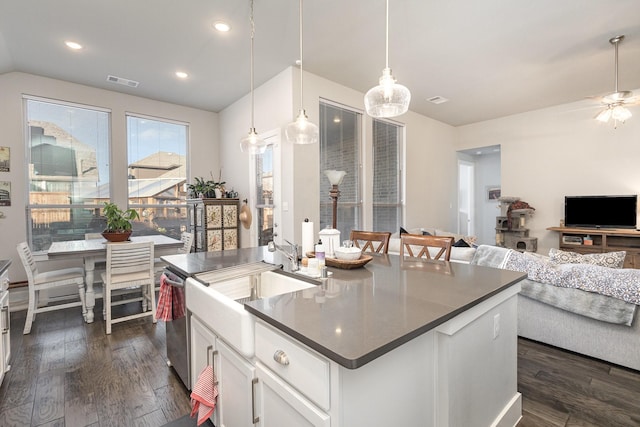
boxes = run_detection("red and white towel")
[190,365,219,426]
[156,273,185,321]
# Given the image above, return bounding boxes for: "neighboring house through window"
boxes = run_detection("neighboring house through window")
[319,101,363,239]
[372,118,404,233]
[126,114,189,240]
[25,97,110,252]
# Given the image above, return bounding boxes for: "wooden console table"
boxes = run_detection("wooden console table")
[547,226,640,269]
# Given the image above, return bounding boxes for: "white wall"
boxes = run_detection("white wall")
[219,68,294,248]
[457,94,640,254]
[219,67,459,248]
[475,152,501,245]
[0,72,219,282]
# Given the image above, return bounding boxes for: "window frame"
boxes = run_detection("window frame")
[24,95,112,252]
[125,113,190,240]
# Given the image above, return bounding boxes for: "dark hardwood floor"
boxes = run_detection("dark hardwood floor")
[0,301,638,426]
[517,338,640,426]
[0,301,192,427]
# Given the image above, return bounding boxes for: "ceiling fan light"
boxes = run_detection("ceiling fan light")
[240,128,266,155]
[611,105,632,122]
[285,109,319,145]
[595,108,612,123]
[365,68,411,118]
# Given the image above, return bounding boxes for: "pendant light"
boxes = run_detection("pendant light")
[240,0,267,155]
[285,0,319,144]
[364,0,411,118]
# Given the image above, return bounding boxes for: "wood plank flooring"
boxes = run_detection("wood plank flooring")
[518,338,640,426]
[0,302,192,427]
[0,302,638,426]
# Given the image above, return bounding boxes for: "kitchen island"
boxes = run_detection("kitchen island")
[162,247,525,427]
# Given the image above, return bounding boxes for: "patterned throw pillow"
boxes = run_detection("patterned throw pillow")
[548,248,626,269]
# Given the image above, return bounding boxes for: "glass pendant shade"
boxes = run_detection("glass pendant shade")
[285,109,319,145]
[324,169,347,186]
[240,128,266,155]
[365,67,411,117]
[286,0,318,145]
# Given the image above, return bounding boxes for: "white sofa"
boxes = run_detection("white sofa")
[387,227,477,263]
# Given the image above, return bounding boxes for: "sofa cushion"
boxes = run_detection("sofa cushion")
[548,248,626,269]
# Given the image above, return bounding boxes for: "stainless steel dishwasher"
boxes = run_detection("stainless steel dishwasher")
[162,267,190,390]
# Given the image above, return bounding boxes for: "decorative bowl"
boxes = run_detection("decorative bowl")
[334,246,362,261]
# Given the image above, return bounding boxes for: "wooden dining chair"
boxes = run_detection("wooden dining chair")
[349,230,392,254]
[102,241,155,334]
[154,231,194,286]
[400,233,454,261]
[17,242,86,334]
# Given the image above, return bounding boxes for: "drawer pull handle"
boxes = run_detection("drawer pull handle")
[273,350,290,365]
[251,378,260,424]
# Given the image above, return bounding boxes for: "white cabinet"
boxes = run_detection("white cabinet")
[0,268,9,386]
[216,339,256,427]
[255,363,330,427]
[190,314,257,427]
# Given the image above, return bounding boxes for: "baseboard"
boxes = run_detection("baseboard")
[491,393,522,427]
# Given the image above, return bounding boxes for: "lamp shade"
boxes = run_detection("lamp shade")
[324,170,347,186]
[240,128,266,155]
[285,109,319,145]
[364,68,411,118]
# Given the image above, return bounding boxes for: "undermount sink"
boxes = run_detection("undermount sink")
[186,268,316,358]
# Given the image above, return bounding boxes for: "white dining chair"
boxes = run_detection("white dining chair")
[102,241,155,334]
[154,232,194,285]
[17,242,86,334]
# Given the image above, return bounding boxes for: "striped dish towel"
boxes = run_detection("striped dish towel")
[156,274,173,321]
[190,365,219,426]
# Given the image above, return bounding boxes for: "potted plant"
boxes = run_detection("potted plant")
[101,202,140,242]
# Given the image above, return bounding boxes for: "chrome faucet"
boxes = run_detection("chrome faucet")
[268,240,299,271]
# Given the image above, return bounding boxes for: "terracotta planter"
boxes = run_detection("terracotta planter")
[101,230,132,242]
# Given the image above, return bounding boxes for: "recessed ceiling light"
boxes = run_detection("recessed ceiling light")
[213,21,231,32]
[175,71,189,79]
[65,41,83,50]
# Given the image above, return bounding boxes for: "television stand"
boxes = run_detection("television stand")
[547,227,640,269]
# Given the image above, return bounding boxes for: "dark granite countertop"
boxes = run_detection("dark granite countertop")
[163,248,525,369]
[0,260,11,276]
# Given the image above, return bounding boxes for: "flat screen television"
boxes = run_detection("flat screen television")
[564,195,637,229]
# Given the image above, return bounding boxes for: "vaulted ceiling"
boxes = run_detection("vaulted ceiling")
[1,0,639,126]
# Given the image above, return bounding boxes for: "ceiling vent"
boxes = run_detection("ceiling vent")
[106,75,139,88]
[427,95,448,105]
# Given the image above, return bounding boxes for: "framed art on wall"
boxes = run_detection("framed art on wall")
[487,186,501,201]
[0,147,9,172]
[0,181,10,206]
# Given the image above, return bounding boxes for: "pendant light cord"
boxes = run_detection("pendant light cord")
[385,0,389,69]
[613,38,619,93]
[299,0,304,109]
[250,0,256,129]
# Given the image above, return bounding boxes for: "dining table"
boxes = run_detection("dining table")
[47,234,183,323]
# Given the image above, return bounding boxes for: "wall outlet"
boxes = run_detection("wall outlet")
[493,313,500,339]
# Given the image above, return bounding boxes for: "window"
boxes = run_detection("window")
[255,144,274,246]
[25,97,110,252]
[319,102,362,238]
[372,119,403,233]
[126,115,188,240]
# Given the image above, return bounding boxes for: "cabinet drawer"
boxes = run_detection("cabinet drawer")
[255,322,330,410]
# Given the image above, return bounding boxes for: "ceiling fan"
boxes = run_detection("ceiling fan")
[593,35,638,125]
